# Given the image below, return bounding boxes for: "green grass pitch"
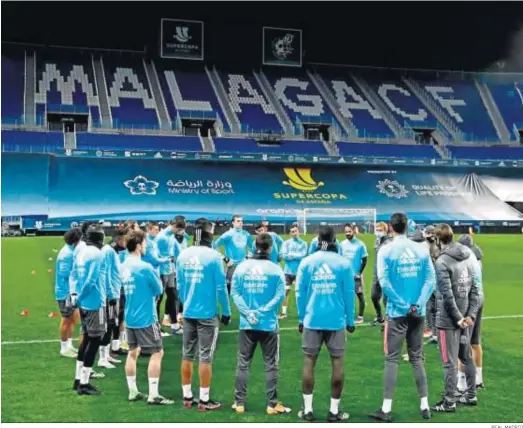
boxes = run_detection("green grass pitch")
[1,233,522,423]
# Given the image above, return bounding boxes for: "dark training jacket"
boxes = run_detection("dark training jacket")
[434,243,480,330]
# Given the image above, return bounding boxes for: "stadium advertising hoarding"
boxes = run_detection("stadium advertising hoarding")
[3,154,522,224]
[160,18,204,60]
[262,27,303,67]
[61,148,523,169]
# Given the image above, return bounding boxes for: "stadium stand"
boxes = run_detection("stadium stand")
[214,137,327,155]
[76,133,202,152]
[1,130,64,152]
[337,141,440,159]
[1,45,522,161]
[219,71,283,134]
[102,56,160,129]
[155,63,230,131]
[447,145,523,160]
[1,51,25,124]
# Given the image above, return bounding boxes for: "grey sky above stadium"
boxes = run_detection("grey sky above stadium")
[3,2,523,71]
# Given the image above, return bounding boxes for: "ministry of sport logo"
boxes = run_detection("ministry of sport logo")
[124,175,159,196]
[376,179,409,199]
[272,33,294,60]
[173,26,191,43]
[282,168,324,192]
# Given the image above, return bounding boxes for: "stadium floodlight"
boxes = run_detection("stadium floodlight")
[296,207,377,235]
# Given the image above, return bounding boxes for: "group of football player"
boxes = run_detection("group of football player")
[53,212,484,422]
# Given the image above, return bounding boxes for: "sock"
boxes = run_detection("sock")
[303,394,313,414]
[457,371,467,391]
[68,338,74,348]
[163,314,170,322]
[99,346,107,363]
[121,331,128,342]
[182,384,193,399]
[149,377,159,398]
[382,399,392,413]
[330,398,340,415]
[200,387,210,402]
[171,323,180,330]
[80,366,92,385]
[61,340,69,353]
[420,397,429,410]
[111,339,120,351]
[282,306,288,315]
[127,376,138,393]
[75,361,84,380]
[476,367,483,384]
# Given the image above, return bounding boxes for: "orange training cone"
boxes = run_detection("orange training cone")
[20,309,29,316]
[48,312,58,318]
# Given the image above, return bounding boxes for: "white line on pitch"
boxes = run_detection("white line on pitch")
[1,314,522,346]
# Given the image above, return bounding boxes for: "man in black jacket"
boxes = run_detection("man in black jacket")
[431,225,481,413]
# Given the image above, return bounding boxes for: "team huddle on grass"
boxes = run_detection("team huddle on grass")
[53,213,485,422]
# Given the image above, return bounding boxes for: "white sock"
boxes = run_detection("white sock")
[67,338,74,349]
[330,398,340,415]
[149,377,159,398]
[163,314,170,322]
[127,376,138,393]
[171,323,180,330]
[75,361,84,380]
[303,394,313,413]
[382,398,392,413]
[282,306,288,315]
[200,387,210,402]
[111,339,120,351]
[182,384,193,399]
[476,367,483,384]
[420,397,429,410]
[60,340,69,353]
[99,346,107,363]
[80,367,92,385]
[121,331,127,342]
[457,371,467,390]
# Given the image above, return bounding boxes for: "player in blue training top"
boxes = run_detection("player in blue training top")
[279,223,308,319]
[155,218,180,333]
[177,218,232,412]
[55,227,83,358]
[164,216,188,334]
[213,215,254,294]
[69,224,106,396]
[296,225,355,423]
[231,233,291,416]
[370,213,436,422]
[251,223,283,264]
[340,223,369,325]
[120,229,173,405]
[97,231,124,370]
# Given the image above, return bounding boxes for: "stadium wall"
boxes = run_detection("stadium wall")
[2,153,523,226]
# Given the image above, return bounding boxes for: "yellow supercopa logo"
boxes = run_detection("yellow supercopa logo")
[274,168,347,205]
[282,168,324,192]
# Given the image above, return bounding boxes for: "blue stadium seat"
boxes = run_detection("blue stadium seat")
[1,130,64,153]
[214,138,327,155]
[447,145,523,160]
[337,141,439,158]
[75,133,202,152]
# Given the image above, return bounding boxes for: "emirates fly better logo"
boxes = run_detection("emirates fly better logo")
[376,179,409,199]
